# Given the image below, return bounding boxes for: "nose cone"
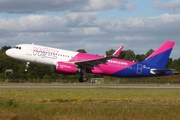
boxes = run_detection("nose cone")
[5,49,14,58]
[5,49,11,57]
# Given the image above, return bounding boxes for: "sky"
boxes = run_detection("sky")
[0,0,180,59]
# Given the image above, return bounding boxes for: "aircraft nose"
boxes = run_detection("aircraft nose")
[5,49,13,57]
[5,49,10,56]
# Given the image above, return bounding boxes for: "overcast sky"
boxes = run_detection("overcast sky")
[0,0,180,59]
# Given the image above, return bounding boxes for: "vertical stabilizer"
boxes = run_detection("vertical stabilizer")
[143,41,175,68]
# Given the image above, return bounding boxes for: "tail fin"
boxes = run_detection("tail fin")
[143,41,175,68]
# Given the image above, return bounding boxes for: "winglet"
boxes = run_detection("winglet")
[113,46,124,57]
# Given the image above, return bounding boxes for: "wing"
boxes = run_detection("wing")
[75,46,124,69]
[75,55,115,69]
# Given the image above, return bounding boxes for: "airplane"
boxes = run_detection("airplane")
[5,41,178,82]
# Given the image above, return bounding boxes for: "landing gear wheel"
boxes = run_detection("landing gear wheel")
[78,67,88,83]
[79,75,88,83]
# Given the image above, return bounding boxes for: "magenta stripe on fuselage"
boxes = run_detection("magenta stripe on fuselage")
[94,58,136,75]
[68,52,136,75]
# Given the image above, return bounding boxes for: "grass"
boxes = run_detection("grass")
[0,88,180,120]
[1,103,180,120]
[1,89,180,105]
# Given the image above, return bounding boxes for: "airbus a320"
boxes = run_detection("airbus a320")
[6,41,177,82]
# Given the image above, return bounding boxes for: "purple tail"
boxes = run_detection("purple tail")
[143,41,175,68]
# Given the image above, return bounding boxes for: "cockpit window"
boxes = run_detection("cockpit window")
[13,46,21,50]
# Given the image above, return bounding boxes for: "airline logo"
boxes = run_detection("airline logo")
[108,59,128,66]
[33,46,59,59]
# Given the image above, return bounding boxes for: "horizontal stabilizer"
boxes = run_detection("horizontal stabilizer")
[152,69,172,74]
[151,69,179,75]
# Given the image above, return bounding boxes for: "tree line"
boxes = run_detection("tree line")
[0,46,179,82]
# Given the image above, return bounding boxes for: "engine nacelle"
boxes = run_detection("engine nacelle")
[54,62,80,75]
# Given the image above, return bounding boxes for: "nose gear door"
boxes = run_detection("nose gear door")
[26,44,33,56]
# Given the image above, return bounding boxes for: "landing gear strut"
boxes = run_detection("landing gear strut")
[79,68,88,83]
[25,62,30,72]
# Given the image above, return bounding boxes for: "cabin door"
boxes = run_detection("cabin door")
[137,64,142,74]
[26,45,33,56]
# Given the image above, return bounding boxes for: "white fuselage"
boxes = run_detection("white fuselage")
[6,44,79,66]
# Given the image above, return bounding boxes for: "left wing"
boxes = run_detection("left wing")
[75,55,116,69]
[74,46,124,69]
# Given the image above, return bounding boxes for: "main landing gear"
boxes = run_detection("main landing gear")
[79,68,88,83]
[79,73,88,83]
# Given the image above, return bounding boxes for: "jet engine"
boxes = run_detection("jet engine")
[54,62,80,75]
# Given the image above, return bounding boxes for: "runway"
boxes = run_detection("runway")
[1,85,180,89]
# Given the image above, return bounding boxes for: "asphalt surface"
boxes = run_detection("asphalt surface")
[1,85,180,89]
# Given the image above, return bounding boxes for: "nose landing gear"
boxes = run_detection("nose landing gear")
[25,62,30,72]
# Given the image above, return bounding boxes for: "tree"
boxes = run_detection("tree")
[166,58,173,68]
[145,49,154,58]
[136,54,146,62]
[42,74,51,82]
[170,58,180,71]
[77,49,87,53]
[124,50,136,61]
[118,50,126,59]
[105,49,115,56]
[1,46,11,52]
